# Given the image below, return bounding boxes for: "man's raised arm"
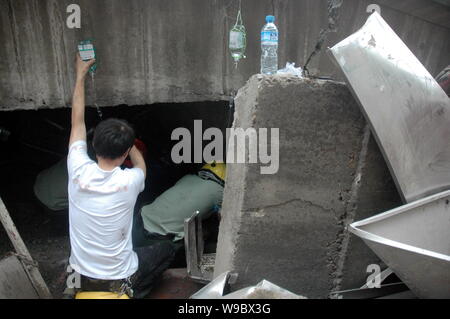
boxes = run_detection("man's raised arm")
[69,54,96,147]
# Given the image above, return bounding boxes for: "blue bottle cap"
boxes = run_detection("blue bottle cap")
[266,15,275,23]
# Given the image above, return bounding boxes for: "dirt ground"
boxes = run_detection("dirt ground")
[0,161,71,298]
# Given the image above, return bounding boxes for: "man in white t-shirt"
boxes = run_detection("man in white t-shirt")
[67,54,174,298]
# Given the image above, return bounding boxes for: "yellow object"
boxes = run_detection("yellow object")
[75,291,130,299]
[201,162,226,182]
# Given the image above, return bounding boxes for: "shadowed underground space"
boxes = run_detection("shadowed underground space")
[0,101,229,298]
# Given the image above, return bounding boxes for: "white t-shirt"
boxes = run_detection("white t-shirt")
[67,140,145,280]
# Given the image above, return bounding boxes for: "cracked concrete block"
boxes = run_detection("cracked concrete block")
[215,74,400,298]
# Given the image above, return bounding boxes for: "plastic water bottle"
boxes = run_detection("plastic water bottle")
[78,40,97,74]
[78,40,102,119]
[261,15,278,75]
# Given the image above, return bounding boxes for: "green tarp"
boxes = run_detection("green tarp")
[141,174,223,242]
[33,157,69,211]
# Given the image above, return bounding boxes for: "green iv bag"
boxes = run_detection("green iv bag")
[78,39,97,74]
[229,9,246,68]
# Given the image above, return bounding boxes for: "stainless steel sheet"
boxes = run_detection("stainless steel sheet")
[349,190,450,299]
[329,12,450,203]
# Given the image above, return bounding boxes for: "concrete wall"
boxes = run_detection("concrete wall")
[214,75,402,298]
[1,0,449,111]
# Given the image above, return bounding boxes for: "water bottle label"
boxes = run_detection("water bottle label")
[78,44,95,61]
[261,31,278,44]
[229,30,244,49]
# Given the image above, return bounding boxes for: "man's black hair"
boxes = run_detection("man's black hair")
[92,118,135,159]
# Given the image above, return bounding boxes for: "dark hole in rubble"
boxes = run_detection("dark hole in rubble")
[0,101,229,298]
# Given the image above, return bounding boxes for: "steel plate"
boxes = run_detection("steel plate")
[329,12,450,203]
[349,190,450,299]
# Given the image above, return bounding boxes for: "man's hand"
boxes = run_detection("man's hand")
[75,53,95,81]
[123,139,147,168]
[129,145,147,178]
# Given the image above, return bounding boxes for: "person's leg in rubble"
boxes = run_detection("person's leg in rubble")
[132,200,186,269]
[132,163,225,273]
[131,153,186,248]
[130,241,175,299]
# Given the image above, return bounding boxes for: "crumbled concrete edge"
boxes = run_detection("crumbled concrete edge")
[213,76,260,277]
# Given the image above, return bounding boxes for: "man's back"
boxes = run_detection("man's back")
[65,54,169,298]
[68,140,145,280]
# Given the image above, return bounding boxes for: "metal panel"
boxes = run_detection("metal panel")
[184,211,215,283]
[329,12,450,203]
[349,190,450,299]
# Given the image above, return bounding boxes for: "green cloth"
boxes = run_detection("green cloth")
[33,157,69,211]
[34,143,95,211]
[141,174,223,242]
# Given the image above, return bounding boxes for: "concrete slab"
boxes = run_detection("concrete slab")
[0,254,39,299]
[0,0,448,110]
[338,136,402,290]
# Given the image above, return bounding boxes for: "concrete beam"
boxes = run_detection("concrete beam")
[215,75,401,298]
[0,0,448,111]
